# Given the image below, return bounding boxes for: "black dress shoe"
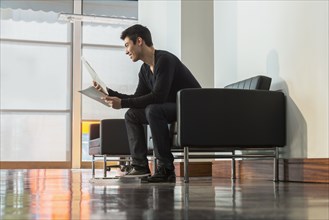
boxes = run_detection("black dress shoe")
[146,167,176,183]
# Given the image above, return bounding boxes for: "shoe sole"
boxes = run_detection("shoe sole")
[121,173,151,178]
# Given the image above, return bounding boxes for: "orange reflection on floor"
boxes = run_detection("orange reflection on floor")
[27,169,90,220]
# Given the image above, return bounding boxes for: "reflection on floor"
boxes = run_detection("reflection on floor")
[0,169,328,220]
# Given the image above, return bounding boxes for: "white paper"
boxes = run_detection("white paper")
[81,56,109,95]
[79,86,110,107]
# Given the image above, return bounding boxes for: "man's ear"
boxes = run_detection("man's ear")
[137,37,143,46]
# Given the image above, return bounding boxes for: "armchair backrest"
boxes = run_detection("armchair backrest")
[224,75,272,90]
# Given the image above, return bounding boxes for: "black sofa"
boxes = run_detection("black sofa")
[89,75,286,182]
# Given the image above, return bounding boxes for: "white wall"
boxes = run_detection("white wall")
[214,0,237,87]
[215,1,329,158]
[139,0,214,88]
[138,0,181,57]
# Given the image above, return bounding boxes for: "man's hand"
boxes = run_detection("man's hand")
[93,81,106,94]
[101,96,122,109]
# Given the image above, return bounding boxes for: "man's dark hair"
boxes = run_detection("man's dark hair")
[121,24,153,47]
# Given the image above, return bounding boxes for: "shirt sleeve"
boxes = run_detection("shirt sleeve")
[106,67,150,102]
[106,87,132,99]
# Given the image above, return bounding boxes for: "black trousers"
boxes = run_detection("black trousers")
[124,103,176,170]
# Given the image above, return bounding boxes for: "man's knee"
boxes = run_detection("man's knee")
[125,108,148,126]
[124,108,137,122]
[145,104,162,121]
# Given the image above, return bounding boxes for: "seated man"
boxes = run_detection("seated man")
[94,24,201,183]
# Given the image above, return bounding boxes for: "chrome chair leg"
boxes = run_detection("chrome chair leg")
[231,150,236,180]
[103,155,107,178]
[92,155,95,178]
[184,147,189,183]
[273,147,279,182]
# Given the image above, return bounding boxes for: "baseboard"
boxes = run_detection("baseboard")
[0,162,72,169]
[83,161,213,177]
[3,159,327,183]
[212,160,235,178]
[174,162,212,177]
[281,158,329,183]
[1,161,122,170]
[212,158,329,183]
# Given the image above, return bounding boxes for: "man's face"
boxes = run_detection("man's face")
[124,36,141,62]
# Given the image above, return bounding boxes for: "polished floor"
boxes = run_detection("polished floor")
[0,169,328,220]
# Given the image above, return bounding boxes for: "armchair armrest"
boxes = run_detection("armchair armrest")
[177,88,286,148]
[89,123,100,140]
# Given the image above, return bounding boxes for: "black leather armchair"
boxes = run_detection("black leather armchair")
[175,75,286,182]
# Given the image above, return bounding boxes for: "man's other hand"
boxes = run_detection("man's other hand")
[101,96,122,109]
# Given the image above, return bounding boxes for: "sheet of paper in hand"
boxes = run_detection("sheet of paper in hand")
[81,56,108,95]
[79,86,110,107]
